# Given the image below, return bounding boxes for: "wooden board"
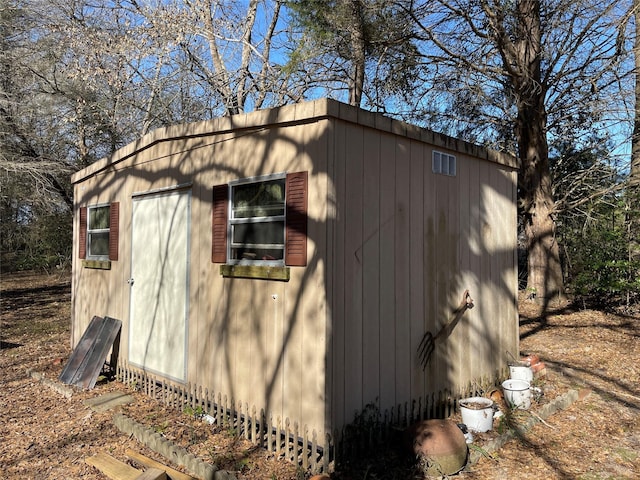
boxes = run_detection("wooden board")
[135,468,167,480]
[59,316,122,389]
[126,449,197,480]
[85,451,140,480]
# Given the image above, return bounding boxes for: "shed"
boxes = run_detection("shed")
[70,98,518,443]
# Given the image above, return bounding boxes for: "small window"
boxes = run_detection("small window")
[79,202,119,262]
[433,151,457,176]
[229,175,286,264]
[87,205,111,259]
[212,171,307,267]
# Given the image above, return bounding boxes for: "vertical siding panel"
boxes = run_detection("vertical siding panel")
[430,156,450,390]
[507,168,519,354]
[362,127,381,407]
[447,157,461,386]
[394,137,411,403]
[378,134,397,411]
[344,122,364,422]
[332,119,347,431]
[409,141,425,400]
[457,155,473,386]
[478,163,493,372]
[324,119,337,436]
[493,166,518,366]
[423,149,438,393]
[299,119,328,437]
[467,157,482,380]
[487,168,502,367]
[276,125,306,432]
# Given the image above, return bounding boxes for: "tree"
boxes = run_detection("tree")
[287,0,423,109]
[404,0,626,301]
[626,0,640,269]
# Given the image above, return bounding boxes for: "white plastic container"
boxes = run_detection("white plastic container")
[509,363,533,382]
[502,379,531,409]
[459,396,494,432]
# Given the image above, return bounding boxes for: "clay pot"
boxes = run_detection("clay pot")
[523,354,540,366]
[531,361,546,374]
[406,419,468,477]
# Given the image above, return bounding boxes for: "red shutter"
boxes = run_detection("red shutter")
[109,202,119,261]
[212,184,229,263]
[79,207,87,259]
[285,171,308,266]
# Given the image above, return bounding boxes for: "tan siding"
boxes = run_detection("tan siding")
[457,155,474,386]
[478,163,494,372]
[446,156,461,387]
[299,119,329,435]
[422,150,438,393]
[343,121,364,421]
[378,133,398,411]
[324,119,336,434]
[394,136,411,403]
[362,127,381,408]
[331,117,347,430]
[409,140,425,400]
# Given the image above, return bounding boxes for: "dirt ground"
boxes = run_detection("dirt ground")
[1,271,639,479]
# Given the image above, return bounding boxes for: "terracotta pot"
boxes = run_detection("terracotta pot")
[406,419,468,476]
[523,354,540,366]
[531,361,546,373]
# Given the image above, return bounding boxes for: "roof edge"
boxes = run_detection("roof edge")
[71,98,516,184]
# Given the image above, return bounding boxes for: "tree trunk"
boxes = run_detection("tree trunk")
[630,0,640,264]
[347,0,366,107]
[511,0,564,300]
[518,104,564,300]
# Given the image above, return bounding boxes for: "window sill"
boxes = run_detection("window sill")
[82,259,112,270]
[220,264,290,281]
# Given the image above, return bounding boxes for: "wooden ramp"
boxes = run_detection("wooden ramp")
[86,450,197,480]
[59,315,122,389]
[86,451,167,480]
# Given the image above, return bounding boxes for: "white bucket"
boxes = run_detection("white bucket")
[509,363,533,382]
[459,397,494,432]
[502,379,531,409]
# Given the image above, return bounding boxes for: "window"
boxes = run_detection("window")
[87,205,110,258]
[79,202,119,262]
[230,174,286,263]
[433,151,457,176]
[212,172,307,267]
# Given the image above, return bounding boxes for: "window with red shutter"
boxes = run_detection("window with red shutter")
[81,203,118,262]
[109,202,119,261]
[212,185,228,263]
[212,171,307,267]
[79,207,87,259]
[285,171,308,266]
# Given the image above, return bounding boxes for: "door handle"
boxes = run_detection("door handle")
[127,278,135,286]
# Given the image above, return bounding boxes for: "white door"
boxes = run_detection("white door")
[129,189,190,381]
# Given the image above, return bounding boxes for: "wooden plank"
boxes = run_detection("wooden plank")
[135,468,167,480]
[59,316,103,384]
[126,449,197,480]
[85,451,140,480]
[60,315,122,389]
[76,316,122,389]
